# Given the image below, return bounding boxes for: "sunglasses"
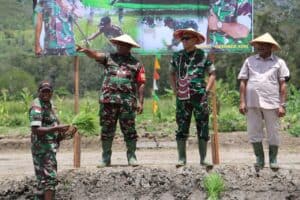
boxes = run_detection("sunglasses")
[181,36,195,41]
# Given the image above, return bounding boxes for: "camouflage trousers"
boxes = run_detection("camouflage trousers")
[31,135,58,197]
[176,94,210,141]
[99,103,137,141]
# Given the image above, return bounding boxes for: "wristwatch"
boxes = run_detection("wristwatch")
[217,21,223,30]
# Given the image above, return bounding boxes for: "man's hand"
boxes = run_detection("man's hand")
[239,102,247,115]
[277,106,286,117]
[136,102,143,114]
[35,44,43,56]
[208,10,219,31]
[76,45,86,53]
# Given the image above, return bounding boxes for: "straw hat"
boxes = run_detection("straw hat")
[109,34,140,48]
[250,33,281,51]
[173,28,205,44]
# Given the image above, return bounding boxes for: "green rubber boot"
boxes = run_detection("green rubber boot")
[269,145,279,171]
[198,139,213,168]
[176,140,187,168]
[252,142,265,170]
[97,139,113,168]
[126,140,138,166]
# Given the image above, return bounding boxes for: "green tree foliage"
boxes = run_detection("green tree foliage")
[0,68,36,99]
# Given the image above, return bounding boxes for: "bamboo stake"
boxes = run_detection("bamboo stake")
[73,56,81,168]
[211,80,220,164]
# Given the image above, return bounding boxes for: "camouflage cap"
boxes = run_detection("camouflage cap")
[38,81,53,92]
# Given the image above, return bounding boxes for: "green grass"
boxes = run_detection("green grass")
[204,172,225,200]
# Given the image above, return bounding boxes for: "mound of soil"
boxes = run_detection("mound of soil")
[1,165,299,200]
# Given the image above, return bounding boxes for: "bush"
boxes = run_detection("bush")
[216,107,246,132]
[288,123,300,137]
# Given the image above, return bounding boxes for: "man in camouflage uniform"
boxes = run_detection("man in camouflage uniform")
[164,17,199,50]
[169,28,216,168]
[35,0,84,56]
[207,0,252,47]
[87,16,123,41]
[30,81,75,200]
[77,34,146,167]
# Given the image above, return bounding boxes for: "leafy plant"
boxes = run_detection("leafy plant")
[204,172,225,200]
[216,107,246,132]
[71,112,97,136]
[288,123,300,137]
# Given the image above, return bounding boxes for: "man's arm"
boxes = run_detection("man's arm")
[87,30,102,41]
[76,45,106,63]
[35,13,43,55]
[208,11,249,39]
[31,124,70,136]
[206,71,216,92]
[137,83,145,114]
[278,80,287,117]
[169,71,177,95]
[239,79,247,115]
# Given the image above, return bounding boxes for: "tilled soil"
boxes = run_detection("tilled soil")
[0,165,300,200]
[0,132,299,200]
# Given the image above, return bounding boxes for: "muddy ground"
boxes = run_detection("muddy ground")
[0,132,299,199]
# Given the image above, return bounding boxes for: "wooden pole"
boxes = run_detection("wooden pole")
[73,56,81,168]
[211,80,220,164]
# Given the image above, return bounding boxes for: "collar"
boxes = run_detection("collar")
[255,53,275,61]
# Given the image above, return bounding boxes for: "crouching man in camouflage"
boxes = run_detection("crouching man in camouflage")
[29,81,76,200]
[169,28,216,168]
[77,34,146,167]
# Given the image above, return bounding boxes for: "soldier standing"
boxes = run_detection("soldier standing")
[169,28,216,168]
[30,81,76,200]
[77,34,146,167]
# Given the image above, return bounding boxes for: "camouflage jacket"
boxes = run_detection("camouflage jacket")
[99,53,146,107]
[170,48,215,95]
[35,0,77,53]
[29,98,58,144]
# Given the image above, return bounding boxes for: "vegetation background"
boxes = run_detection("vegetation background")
[0,0,299,137]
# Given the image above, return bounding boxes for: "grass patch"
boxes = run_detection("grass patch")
[204,172,225,200]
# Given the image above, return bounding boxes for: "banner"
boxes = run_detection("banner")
[34,0,253,56]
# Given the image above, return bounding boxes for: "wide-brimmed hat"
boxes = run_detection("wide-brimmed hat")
[173,28,205,44]
[109,34,140,48]
[250,33,281,51]
[38,81,53,92]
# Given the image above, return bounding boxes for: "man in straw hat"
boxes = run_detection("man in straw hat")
[169,28,216,168]
[238,33,290,171]
[77,34,146,167]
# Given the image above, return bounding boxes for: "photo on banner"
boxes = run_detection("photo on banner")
[34,0,253,56]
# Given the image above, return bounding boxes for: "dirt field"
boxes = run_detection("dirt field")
[0,132,299,199]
